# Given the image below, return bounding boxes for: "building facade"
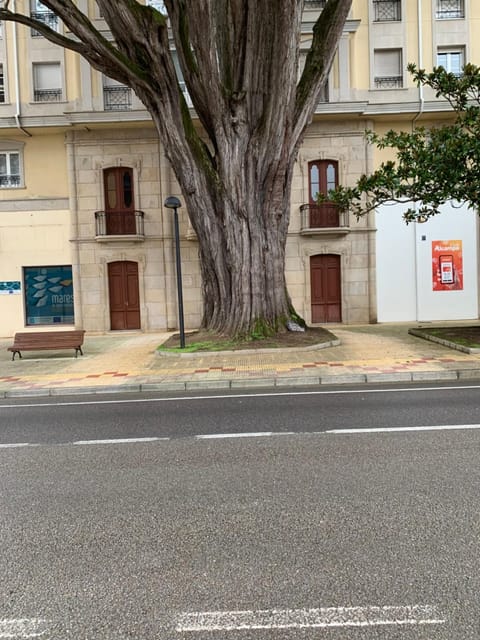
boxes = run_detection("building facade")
[0,0,478,336]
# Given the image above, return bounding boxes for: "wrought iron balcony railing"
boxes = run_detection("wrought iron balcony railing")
[103,85,132,111]
[0,174,21,188]
[31,11,59,36]
[374,75,403,89]
[300,203,349,230]
[34,88,62,102]
[95,210,145,237]
[373,0,401,21]
[436,0,464,19]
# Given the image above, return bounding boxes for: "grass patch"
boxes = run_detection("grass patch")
[158,327,338,353]
[410,326,480,349]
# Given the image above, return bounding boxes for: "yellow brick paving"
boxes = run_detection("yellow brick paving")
[0,324,479,394]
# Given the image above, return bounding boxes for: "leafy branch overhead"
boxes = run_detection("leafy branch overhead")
[325,63,480,222]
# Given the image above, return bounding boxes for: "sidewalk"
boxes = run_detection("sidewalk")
[1,323,480,397]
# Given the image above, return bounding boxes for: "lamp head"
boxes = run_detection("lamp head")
[164,196,182,209]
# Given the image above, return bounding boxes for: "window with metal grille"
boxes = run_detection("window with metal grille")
[33,62,62,102]
[0,151,21,188]
[436,0,464,19]
[0,65,5,103]
[103,76,132,111]
[30,0,59,36]
[374,49,403,89]
[373,0,401,21]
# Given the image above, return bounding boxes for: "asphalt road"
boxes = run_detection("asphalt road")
[1,382,480,638]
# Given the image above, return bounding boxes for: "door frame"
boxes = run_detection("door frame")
[305,250,345,325]
[102,257,146,332]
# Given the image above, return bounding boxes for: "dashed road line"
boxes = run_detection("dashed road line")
[2,422,480,450]
[175,604,446,632]
[195,432,294,440]
[0,618,49,638]
[73,437,168,445]
[326,424,480,434]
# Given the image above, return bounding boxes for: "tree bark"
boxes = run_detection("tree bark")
[0,0,353,336]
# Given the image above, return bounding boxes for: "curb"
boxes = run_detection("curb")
[157,339,341,358]
[2,368,480,398]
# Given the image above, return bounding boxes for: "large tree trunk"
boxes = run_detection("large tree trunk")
[0,0,353,336]
[190,157,294,335]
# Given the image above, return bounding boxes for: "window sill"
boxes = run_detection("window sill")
[95,234,145,243]
[300,227,350,237]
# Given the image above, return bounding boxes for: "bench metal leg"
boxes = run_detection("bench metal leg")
[11,350,21,361]
[75,346,83,357]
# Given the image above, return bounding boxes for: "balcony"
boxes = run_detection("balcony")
[103,85,132,111]
[374,75,403,89]
[95,210,145,241]
[0,174,21,188]
[31,11,59,36]
[436,0,464,19]
[373,0,401,21]
[34,88,62,102]
[300,203,349,235]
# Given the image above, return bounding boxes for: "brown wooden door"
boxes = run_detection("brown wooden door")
[310,254,342,323]
[104,167,136,235]
[108,261,141,330]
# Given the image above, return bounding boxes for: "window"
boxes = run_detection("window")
[0,64,5,103]
[146,0,167,13]
[373,0,401,21]
[33,62,62,102]
[30,0,59,36]
[306,160,340,228]
[24,266,74,326]
[437,48,464,76]
[303,0,327,7]
[172,52,193,107]
[374,49,403,88]
[103,76,132,111]
[436,0,464,19]
[0,150,21,188]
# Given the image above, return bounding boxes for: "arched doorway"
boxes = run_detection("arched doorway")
[310,254,342,323]
[108,261,141,330]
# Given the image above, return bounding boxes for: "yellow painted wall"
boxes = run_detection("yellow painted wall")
[23,133,68,198]
[0,210,72,336]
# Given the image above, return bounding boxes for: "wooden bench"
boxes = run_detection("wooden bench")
[8,330,86,361]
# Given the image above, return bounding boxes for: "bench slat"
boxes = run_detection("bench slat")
[8,330,85,360]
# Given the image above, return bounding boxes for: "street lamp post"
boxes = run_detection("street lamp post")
[164,196,185,348]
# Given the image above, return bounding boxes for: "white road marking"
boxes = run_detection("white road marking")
[0,443,30,449]
[2,383,480,409]
[175,604,445,632]
[0,618,48,638]
[195,432,293,440]
[73,437,168,445]
[327,424,480,434]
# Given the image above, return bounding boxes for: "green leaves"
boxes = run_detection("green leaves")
[325,64,480,222]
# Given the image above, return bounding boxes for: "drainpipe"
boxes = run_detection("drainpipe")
[12,0,31,137]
